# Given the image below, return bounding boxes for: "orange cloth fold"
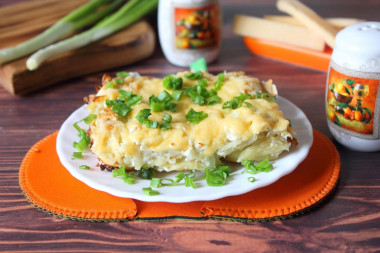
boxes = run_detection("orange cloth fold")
[19,130,340,221]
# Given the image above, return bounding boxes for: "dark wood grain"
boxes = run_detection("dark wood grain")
[1,0,380,252]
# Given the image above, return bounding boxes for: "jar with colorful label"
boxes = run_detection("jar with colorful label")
[158,0,222,67]
[326,22,380,151]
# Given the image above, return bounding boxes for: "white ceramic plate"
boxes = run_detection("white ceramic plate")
[56,96,313,203]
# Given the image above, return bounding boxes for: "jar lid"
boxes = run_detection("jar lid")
[332,22,380,72]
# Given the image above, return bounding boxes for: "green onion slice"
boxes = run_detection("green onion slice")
[185,108,208,124]
[142,187,159,196]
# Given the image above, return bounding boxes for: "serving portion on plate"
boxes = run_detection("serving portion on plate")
[56,71,313,203]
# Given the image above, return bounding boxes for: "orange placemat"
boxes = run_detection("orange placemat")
[19,130,340,222]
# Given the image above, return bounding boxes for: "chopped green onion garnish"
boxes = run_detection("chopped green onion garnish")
[79,165,90,170]
[150,178,162,188]
[162,113,172,123]
[105,82,114,89]
[185,108,208,124]
[171,90,183,101]
[207,95,221,105]
[106,99,132,117]
[119,90,133,98]
[213,73,225,91]
[198,78,208,87]
[146,120,159,128]
[222,93,252,109]
[116,71,129,78]
[124,177,135,184]
[82,114,97,124]
[157,90,172,102]
[138,165,155,179]
[256,92,275,102]
[142,187,159,196]
[242,158,273,178]
[163,74,183,90]
[205,166,231,186]
[113,166,127,178]
[115,78,124,84]
[72,152,83,160]
[248,177,256,183]
[184,71,203,80]
[136,108,151,124]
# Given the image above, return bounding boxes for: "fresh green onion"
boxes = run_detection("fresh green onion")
[184,71,203,80]
[163,74,183,90]
[82,114,97,124]
[26,0,158,70]
[198,78,208,87]
[72,152,83,160]
[207,95,222,105]
[106,99,132,117]
[213,73,225,91]
[136,108,152,124]
[222,93,253,109]
[157,90,172,102]
[138,165,155,179]
[248,177,256,183]
[242,158,274,182]
[142,187,159,196]
[79,165,90,170]
[105,82,114,89]
[256,92,276,102]
[186,108,208,124]
[116,71,129,78]
[0,0,124,65]
[146,120,159,128]
[171,90,183,101]
[205,166,231,186]
[115,78,124,85]
[113,166,127,178]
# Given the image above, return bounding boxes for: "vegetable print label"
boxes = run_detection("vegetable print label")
[174,4,219,49]
[326,66,379,137]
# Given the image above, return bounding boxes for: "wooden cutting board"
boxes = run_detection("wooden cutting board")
[0,0,156,95]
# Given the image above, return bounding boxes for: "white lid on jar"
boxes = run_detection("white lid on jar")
[332,22,380,73]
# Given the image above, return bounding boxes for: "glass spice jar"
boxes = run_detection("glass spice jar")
[158,0,222,67]
[326,22,380,152]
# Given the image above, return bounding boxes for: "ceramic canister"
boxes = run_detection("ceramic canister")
[326,22,380,151]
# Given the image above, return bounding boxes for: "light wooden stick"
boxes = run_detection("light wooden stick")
[276,0,339,48]
[264,15,364,30]
[234,14,325,51]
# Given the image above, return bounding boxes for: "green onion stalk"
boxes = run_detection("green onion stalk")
[26,0,158,71]
[0,0,124,65]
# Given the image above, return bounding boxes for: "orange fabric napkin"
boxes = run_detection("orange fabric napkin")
[19,130,340,221]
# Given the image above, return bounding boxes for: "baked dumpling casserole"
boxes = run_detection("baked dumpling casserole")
[86,71,296,172]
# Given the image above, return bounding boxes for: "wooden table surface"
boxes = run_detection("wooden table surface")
[1,0,379,252]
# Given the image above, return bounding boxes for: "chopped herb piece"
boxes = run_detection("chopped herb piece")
[184,71,203,80]
[146,120,159,128]
[72,151,83,159]
[198,78,208,87]
[248,177,256,183]
[242,158,274,178]
[138,165,155,179]
[157,90,172,102]
[82,114,97,124]
[149,95,165,112]
[207,95,221,105]
[150,178,162,188]
[79,165,90,170]
[106,99,132,117]
[171,90,183,101]
[256,92,275,102]
[105,82,114,89]
[119,90,133,98]
[205,166,231,186]
[222,93,252,109]
[116,71,129,78]
[162,113,172,123]
[164,101,178,112]
[142,187,159,196]
[115,78,124,85]
[218,73,225,82]
[163,74,183,90]
[125,95,142,107]
[159,122,171,130]
[113,166,127,178]
[256,157,274,172]
[136,109,151,124]
[124,177,135,184]
[186,108,208,124]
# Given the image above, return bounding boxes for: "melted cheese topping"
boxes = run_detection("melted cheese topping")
[87,72,293,170]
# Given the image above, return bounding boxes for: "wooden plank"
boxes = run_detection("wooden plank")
[0,21,155,95]
[0,0,156,95]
